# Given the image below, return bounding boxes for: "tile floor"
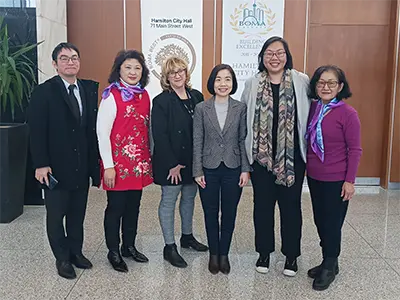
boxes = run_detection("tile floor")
[0,185,399,300]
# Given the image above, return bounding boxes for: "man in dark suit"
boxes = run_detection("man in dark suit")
[28,42,100,279]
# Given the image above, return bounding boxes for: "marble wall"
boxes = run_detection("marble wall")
[36,0,67,83]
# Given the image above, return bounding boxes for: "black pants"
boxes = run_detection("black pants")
[199,163,242,256]
[104,190,143,251]
[251,160,305,259]
[307,176,349,260]
[44,185,89,261]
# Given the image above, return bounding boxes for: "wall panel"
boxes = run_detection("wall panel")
[67,0,124,94]
[310,0,391,25]
[307,0,393,179]
[284,0,308,72]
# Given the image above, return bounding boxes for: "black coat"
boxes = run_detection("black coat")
[28,75,100,190]
[151,88,204,186]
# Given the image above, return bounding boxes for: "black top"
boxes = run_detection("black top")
[151,88,204,186]
[180,91,196,117]
[27,76,101,190]
[271,83,300,160]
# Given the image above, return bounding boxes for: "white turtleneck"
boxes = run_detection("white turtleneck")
[96,79,139,169]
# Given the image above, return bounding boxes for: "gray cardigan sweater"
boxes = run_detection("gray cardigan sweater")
[240,69,311,164]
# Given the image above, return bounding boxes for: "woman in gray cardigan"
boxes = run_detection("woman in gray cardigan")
[193,64,251,275]
[240,36,310,277]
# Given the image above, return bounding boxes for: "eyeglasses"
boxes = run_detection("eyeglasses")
[58,55,80,63]
[264,50,286,59]
[168,69,186,77]
[316,80,339,89]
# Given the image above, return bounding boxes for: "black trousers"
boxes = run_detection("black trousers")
[44,184,89,261]
[250,160,305,259]
[307,176,349,260]
[199,163,242,256]
[104,190,143,251]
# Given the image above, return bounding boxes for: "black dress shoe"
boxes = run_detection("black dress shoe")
[208,255,219,274]
[56,260,76,279]
[70,254,93,269]
[219,255,231,274]
[180,234,209,252]
[107,250,128,272]
[313,268,336,291]
[163,244,187,268]
[308,263,339,279]
[121,245,149,263]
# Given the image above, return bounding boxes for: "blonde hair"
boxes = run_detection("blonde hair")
[160,56,192,91]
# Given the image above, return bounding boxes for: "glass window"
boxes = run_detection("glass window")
[0,0,36,7]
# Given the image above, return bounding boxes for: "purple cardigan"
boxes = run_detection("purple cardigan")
[306,100,362,183]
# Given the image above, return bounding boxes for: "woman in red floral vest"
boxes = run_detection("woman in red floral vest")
[97,50,153,272]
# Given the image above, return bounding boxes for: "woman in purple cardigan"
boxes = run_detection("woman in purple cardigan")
[305,65,362,291]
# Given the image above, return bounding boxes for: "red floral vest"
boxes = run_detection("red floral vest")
[101,87,153,191]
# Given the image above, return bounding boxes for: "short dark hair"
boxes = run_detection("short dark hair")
[258,36,293,72]
[308,65,352,100]
[207,64,238,95]
[108,49,149,87]
[52,42,80,61]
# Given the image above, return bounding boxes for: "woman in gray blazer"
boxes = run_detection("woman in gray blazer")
[193,64,251,275]
[240,36,311,277]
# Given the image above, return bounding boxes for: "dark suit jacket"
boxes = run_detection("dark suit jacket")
[192,97,251,177]
[28,75,100,190]
[151,88,204,185]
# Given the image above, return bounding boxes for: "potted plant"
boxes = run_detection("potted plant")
[0,16,40,223]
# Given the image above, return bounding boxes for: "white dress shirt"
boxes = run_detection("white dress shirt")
[61,77,83,115]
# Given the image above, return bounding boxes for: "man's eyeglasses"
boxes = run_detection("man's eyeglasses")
[58,55,80,63]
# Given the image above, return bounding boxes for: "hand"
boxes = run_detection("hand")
[341,181,355,201]
[35,167,52,186]
[239,172,249,187]
[195,176,206,189]
[167,164,185,185]
[104,168,116,188]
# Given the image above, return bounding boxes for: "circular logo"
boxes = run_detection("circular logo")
[146,34,197,80]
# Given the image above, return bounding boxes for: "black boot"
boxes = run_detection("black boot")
[163,244,187,268]
[312,258,338,291]
[308,262,339,279]
[180,234,208,252]
[121,245,149,263]
[208,255,219,274]
[107,250,128,272]
[70,253,93,269]
[219,255,231,274]
[56,260,76,279]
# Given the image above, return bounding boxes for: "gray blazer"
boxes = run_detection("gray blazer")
[192,97,251,177]
[240,69,311,164]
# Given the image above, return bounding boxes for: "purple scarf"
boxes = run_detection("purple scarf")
[305,98,344,162]
[102,80,145,102]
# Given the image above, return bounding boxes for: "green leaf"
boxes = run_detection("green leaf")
[0,16,41,120]
[8,85,15,119]
[6,56,16,72]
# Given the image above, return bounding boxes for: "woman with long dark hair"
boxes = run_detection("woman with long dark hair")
[241,36,311,276]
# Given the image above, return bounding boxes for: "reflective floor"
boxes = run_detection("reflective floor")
[0,185,399,300]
